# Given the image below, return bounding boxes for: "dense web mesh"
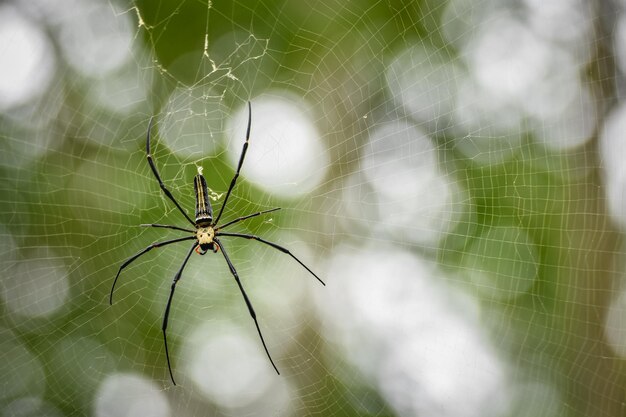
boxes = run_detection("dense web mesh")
[1,0,625,416]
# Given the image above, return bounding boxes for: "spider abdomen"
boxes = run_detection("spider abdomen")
[194,171,213,226]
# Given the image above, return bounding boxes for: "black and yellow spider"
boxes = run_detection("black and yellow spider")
[110,102,325,385]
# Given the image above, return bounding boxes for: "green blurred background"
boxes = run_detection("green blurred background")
[1,0,625,416]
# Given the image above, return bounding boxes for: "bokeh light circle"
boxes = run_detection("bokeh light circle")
[1,257,70,319]
[184,324,283,409]
[57,0,133,78]
[0,329,46,402]
[94,373,170,417]
[0,5,56,111]
[605,288,626,358]
[226,94,329,198]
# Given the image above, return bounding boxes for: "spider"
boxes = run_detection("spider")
[109,102,325,385]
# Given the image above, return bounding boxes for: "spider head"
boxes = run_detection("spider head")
[196,226,216,253]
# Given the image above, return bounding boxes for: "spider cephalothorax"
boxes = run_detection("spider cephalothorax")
[109,101,325,385]
[196,225,215,254]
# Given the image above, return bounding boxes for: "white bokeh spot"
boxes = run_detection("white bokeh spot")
[184,324,289,410]
[94,373,170,417]
[317,244,509,417]
[1,256,70,319]
[160,87,227,159]
[359,121,465,246]
[227,95,329,198]
[0,5,56,111]
[57,0,133,78]
[386,43,461,131]
[605,287,626,358]
[600,103,626,230]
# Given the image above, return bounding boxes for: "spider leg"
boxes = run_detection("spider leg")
[216,232,325,286]
[146,116,195,226]
[216,207,281,231]
[213,101,252,225]
[140,223,195,233]
[109,236,196,305]
[162,241,197,385]
[214,237,280,375]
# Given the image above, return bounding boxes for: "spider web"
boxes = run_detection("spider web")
[1,0,625,416]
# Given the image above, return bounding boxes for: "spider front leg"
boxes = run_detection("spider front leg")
[216,207,281,231]
[141,223,195,233]
[213,101,252,225]
[214,237,280,375]
[110,236,196,304]
[146,116,195,226]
